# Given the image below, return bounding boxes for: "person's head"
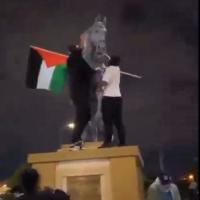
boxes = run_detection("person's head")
[54,189,70,200]
[20,168,40,194]
[40,187,55,200]
[158,172,172,185]
[68,44,81,54]
[108,55,121,66]
[158,172,172,191]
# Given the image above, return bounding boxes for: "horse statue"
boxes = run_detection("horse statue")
[79,15,109,141]
[80,15,108,70]
[69,15,141,144]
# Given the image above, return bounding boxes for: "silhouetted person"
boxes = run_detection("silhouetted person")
[39,187,55,200]
[17,169,56,200]
[67,45,95,150]
[54,189,70,200]
[17,168,40,200]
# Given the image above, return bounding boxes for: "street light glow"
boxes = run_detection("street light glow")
[67,122,75,129]
[2,184,7,188]
[188,174,194,181]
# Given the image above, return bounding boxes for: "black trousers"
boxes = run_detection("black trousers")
[72,102,91,143]
[102,96,126,145]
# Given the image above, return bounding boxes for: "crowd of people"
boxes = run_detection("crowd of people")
[0,168,198,200]
[0,169,70,200]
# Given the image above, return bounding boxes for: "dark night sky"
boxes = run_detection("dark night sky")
[0,0,198,179]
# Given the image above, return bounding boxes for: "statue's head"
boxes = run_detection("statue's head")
[81,15,108,69]
[90,15,107,40]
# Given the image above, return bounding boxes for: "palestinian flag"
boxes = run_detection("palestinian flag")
[26,46,68,94]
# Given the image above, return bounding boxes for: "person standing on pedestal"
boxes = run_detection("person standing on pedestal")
[67,45,95,150]
[99,55,126,148]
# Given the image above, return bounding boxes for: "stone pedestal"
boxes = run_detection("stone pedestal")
[28,142,144,200]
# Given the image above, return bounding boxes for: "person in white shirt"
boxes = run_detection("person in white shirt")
[99,56,126,148]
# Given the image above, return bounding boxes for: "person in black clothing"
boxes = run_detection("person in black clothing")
[67,45,96,149]
[17,168,40,200]
[39,187,55,200]
[17,168,70,200]
[54,189,70,200]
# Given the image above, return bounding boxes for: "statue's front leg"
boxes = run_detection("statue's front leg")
[94,91,103,121]
[94,68,104,122]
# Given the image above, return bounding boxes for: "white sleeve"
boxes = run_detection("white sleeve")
[102,68,111,83]
[172,184,182,200]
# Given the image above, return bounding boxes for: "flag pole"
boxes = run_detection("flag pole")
[103,53,142,79]
[120,71,142,79]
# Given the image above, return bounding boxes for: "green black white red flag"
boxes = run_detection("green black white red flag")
[26,46,68,94]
